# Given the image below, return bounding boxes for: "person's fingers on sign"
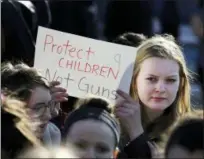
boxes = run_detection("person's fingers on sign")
[50,81,68,102]
[49,81,68,117]
[114,89,144,141]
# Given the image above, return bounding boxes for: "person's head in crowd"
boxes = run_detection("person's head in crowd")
[191,13,204,38]
[113,32,147,47]
[1,62,53,138]
[63,96,120,158]
[18,146,77,158]
[165,115,203,158]
[1,95,42,158]
[130,34,191,137]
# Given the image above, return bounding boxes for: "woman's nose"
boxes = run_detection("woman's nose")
[155,81,166,92]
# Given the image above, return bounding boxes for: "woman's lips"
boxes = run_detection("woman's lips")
[151,97,166,102]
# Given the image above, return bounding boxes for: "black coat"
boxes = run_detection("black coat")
[1,0,35,66]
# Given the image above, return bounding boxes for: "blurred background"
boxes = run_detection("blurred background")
[1,0,204,110]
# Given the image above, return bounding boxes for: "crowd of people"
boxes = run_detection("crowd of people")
[1,0,204,158]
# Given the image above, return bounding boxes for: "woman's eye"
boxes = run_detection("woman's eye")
[96,145,109,153]
[146,77,157,82]
[166,79,176,83]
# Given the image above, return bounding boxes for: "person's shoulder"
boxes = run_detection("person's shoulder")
[47,122,61,134]
[46,122,61,146]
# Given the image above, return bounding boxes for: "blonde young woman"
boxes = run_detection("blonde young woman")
[115,34,192,158]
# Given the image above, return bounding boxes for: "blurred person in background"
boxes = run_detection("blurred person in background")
[152,0,200,38]
[164,113,203,158]
[191,3,204,104]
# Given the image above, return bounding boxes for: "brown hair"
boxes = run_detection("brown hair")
[74,95,114,114]
[130,34,192,139]
[1,62,49,101]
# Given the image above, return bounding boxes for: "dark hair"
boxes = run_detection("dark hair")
[1,62,49,101]
[63,96,120,146]
[74,96,113,114]
[113,32,147,47]
[165,118,203,157]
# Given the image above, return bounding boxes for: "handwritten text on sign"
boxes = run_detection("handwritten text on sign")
[34,27,137,101]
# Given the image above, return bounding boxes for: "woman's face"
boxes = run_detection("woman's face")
[28,86,52,138]
[66,119,115,158]
[136,57,180,111]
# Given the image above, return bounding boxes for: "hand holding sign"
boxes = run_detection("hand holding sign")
[50,81,68,117]
[50,81,68,102]
[115,89,144,141]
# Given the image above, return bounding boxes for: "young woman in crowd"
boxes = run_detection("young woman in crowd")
[1,62,68,146]
[63,96,120,158]
[114,34,192,158]
[165,112,203,158]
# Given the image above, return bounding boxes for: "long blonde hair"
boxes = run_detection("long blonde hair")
[1,96,42,147]
[130,34,192,138]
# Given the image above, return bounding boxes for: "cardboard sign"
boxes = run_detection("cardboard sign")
[34,27,137,102]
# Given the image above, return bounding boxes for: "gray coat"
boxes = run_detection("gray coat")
[42,122,61,147]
